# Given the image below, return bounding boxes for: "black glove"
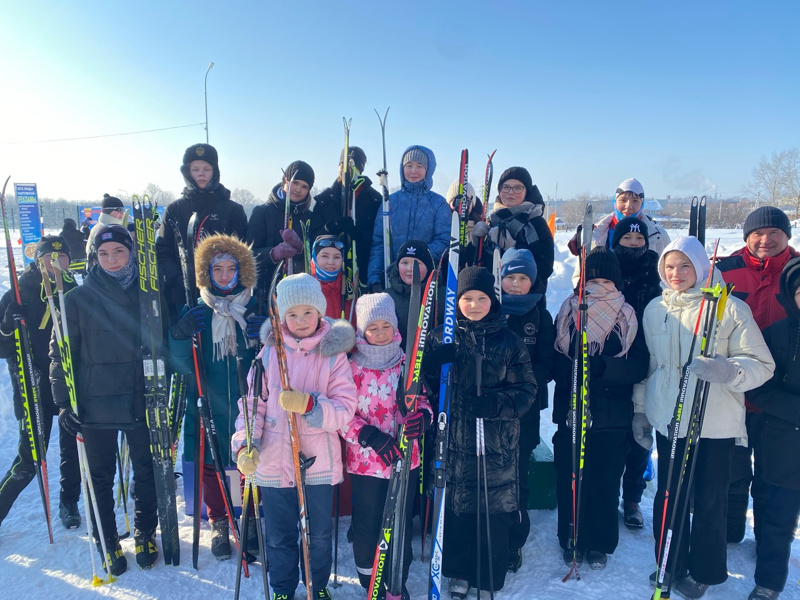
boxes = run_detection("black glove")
[58,408,82,436]
[170,305,205,340]
[246,314,267,340]
[401,409,431,440]
[468,393,501,419]
[326,216,357,238]
[358,425,402,467]
[0,302,25,335]
[369,282,384,294]
[423,343,456,370]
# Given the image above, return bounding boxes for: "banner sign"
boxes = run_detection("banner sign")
[78,205,164,230]
[14,183,42,266]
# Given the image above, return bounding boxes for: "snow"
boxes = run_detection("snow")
[0,229,798,599]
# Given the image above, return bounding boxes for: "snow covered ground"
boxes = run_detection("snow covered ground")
[0,228,798,599]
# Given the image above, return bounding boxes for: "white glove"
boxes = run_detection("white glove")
[690,354,739,384]
[632,413,653,450]
[237,448,260,476]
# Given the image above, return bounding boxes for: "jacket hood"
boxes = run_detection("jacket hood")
[267,182,311,214]
[260,316,355,356]
[399,145,436,192]
[658,236,710,289]
[778,255,800,319]
[194,233,257,290]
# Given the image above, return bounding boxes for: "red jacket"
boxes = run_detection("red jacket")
[311,264,354,324]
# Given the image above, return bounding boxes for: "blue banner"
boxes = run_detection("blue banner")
[14,183,42,266]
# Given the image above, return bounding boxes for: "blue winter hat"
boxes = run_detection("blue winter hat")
[500,248,538,283]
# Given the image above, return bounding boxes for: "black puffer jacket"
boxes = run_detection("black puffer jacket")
[0,266,77,419]
[247,184,318,292]
[59,219,88,261]
[617,249,662,319]
[423,310,537,515]
[156,184,247,319]
[310,177,382,277]
[49,266,158,429]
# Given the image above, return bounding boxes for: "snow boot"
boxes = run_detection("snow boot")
[210,519,231,560]
[59,501,81,529]
[623,501,644,529]
[562,545,584,565]
[96,537,127,576]
[587,550,607,569]
[748,585,781,600]
[507,547,522,573]
[134,529,159,569]
[673,574,709,599]
[448,578,469,599]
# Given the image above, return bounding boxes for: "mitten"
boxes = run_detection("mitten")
[690,354,739,384]
[471,221,489,246]
[632,413,653,450]
[358,425,402,467]
[170,305,205,340]
[237,448,260,476]
[468,394,501,419]
[270,242,300,263]
[279,389,314,414]
[400,409,431,440]
[245,314,267,340]
[58,408,82,437]
[280,228,304,252]
[0,302,25,335]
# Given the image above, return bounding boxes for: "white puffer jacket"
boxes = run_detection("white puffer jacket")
[634,237,775,444]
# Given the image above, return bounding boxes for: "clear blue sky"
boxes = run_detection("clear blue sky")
[0,1,797,208]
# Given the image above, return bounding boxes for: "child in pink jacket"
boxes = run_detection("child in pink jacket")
[341,292,433,597]
[232,273,357,600]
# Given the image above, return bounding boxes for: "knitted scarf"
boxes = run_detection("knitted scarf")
[554,280,637,357]
[350,331,404,371]
[198,287,254,361]
[103,251,137,290]
[488,200,543,251]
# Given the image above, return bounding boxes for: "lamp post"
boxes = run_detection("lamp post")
[204,61,215,143]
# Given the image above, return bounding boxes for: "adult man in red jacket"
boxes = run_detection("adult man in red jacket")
[716,206,798,546]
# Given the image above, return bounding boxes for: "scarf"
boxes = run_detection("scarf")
[103,252,137,290]
[311,257,341,283]
[554,280,637,357]
[350,332,404,371]
[488,200,543,251]
[614,244,648,268]
[501,292,541,316]
[198,286,254,361]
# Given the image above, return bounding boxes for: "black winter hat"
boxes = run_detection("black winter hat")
[396,239,434,274]
[498,166,533,195]
[182,143,219,169]
[611,216,650,249]
[742,206,791,241]
[91,224,133,254]
[101,193,124,212]
[63,218,77,230]
[284,160,315,189]
[340,146,367,174]
[583,246,622,287]
[457,266,497,303]
[35,235,71,260]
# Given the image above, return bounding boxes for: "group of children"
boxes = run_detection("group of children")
[0,139,793,600]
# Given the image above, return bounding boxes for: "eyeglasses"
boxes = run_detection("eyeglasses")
[500,185,526,194]
[316,238,345,251]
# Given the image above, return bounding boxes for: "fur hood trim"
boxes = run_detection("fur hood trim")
[194,233,256,290]
[260,316,355,356]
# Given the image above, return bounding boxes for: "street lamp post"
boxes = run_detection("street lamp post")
[204,61,215,143]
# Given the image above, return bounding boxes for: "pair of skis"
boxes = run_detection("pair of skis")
[689,196,707,246]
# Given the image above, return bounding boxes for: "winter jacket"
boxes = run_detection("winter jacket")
[310,176,383,277]
[422,310,537,515]
[635,237,775,441]
[385,262,441,349]
[0,266,77,419]
[86,210,126,260]
[59,219,87,262]
[156,184,248,318]
[341,345,432,478]
[311,265,353,324]
[231,317,357,487]
[592,212,670,256]
[247,184,317,293]
[716,245,800,331]
[50,266,160,429]
[617,249,663,319]
[749,316,800,490]
[367,146,451,286]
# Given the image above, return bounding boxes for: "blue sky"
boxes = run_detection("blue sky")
[0,1,797,211]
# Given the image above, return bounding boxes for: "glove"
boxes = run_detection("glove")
[326,216,357,237]
[468,394,501,419]
[279,389,314,414]
[400,409,430,440]
[632,413,653,450]
[0,302,25,335]
[237,448,260,476]
[471,221,489,247]
[58,408,82,437]
[270,242,300,263]
[280,228,304,252]
[246,314,267,340]
[370,282,384,294]
[423,343,456,370]
[358,425,402,467]
[690,354,739,384]
[376,169,389,190]
[170,305,205,340]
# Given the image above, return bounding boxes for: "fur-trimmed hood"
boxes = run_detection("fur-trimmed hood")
[260,316,356,356]
[194,233,256,290]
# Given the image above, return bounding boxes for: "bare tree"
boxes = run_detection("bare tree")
[782,148,800,219]
[231,188,260,217]
[746,151,787,205]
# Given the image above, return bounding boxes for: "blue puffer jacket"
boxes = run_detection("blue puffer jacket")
[367,145,451,286]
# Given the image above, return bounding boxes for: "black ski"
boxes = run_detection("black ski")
[688,196,706,246]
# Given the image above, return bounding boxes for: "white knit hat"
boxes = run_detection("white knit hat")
[445,180,476,208]
[355,293,398,337]
[276,273,327,321]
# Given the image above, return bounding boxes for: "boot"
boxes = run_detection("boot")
[448,578,469,600]
[59,501,81,529]
[134,529,159,569]
[210,519,231,560]
[96,537,127,576]
[586,550,607,569]
[673,574,709,599]
[748,585,781,600]
[623,502,644,529]
[507,547,522,573]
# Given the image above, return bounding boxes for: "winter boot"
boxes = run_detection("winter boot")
[748,585,781,600]
[210,519,231,560]
[623,501,644,529]
[134,529,159,569]
[448,578,470,599]
[507,547,522,573]
[587,550,607,569]
[96,537,127,576]
[562,544,584,565]
[673,574,709,599]
[59,501,81,529]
